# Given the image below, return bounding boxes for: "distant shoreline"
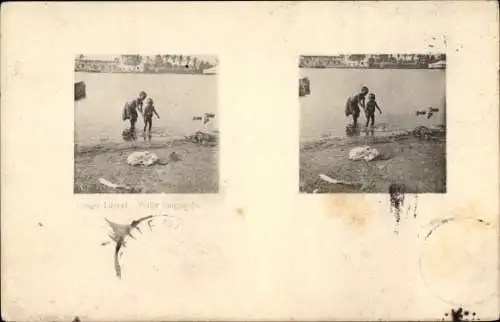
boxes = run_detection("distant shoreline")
[299,66,445,70]
[74,70,217,75]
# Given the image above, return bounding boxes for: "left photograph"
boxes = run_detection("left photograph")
[74,54,219,193]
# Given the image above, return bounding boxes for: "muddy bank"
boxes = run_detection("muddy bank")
[74,138,219,194]
[300,131,446,193]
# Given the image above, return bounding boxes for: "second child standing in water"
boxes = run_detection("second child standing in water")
[143,98,160,138]
[365,93,382,127]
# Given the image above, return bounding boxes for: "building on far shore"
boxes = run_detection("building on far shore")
[428,60,446,69]
[75,58,118,73]
[202,66,217,75]
[75,54,216,74]
[117,55,145,73]
[299,54,446,69]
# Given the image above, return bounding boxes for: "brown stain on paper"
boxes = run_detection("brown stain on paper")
[322,195,372,229]
[236,207,245,217]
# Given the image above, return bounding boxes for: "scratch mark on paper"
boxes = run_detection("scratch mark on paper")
[101,214,173,279]
[412,194,418,218]
[403,193,419,219]
[423,217,454,240]
[422,217,490,241]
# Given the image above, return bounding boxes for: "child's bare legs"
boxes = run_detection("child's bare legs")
[130,118,136,133]
[352,110,360,128]
[366,113,375,127]
[143,118,152,132]
[128,118,137,141]
[143,117,153,141]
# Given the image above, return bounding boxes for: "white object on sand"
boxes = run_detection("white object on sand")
[319,173,360,186]
[348,146,380,161]
[99,178,133,191]
[126,151,160,166]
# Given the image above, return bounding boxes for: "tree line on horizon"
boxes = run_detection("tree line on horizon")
[120,54,216,71]
[299,54,446,68]
[76,54,216,72]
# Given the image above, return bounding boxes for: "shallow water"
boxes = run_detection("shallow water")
[75,72,218,146]
[300,68,446,140]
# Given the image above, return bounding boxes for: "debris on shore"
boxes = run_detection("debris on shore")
[168,151,182,162]
[126,151,160,166]
[186,131,218,145]
[98,177,138,192]
[348,146,381,161]
[412,125,445,140]
[319,173,362,186]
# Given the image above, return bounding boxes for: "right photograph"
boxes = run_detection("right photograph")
[299,54,446,193]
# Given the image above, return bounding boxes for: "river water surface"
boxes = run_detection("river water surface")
[300,68,446,140]
[75,72,218,147]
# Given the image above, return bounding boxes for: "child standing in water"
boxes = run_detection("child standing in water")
[365,93,382,127]
[345,86,369,128]
[123,91,147,134]
[143,98,160,138]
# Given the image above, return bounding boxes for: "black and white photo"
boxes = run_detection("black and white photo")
[299,54,446,193]
[74,54,219,193]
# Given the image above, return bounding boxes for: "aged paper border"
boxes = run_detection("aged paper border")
[2,2,499,321]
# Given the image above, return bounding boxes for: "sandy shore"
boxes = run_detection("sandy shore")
[300,131,446,193]
[74,138,219,193]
